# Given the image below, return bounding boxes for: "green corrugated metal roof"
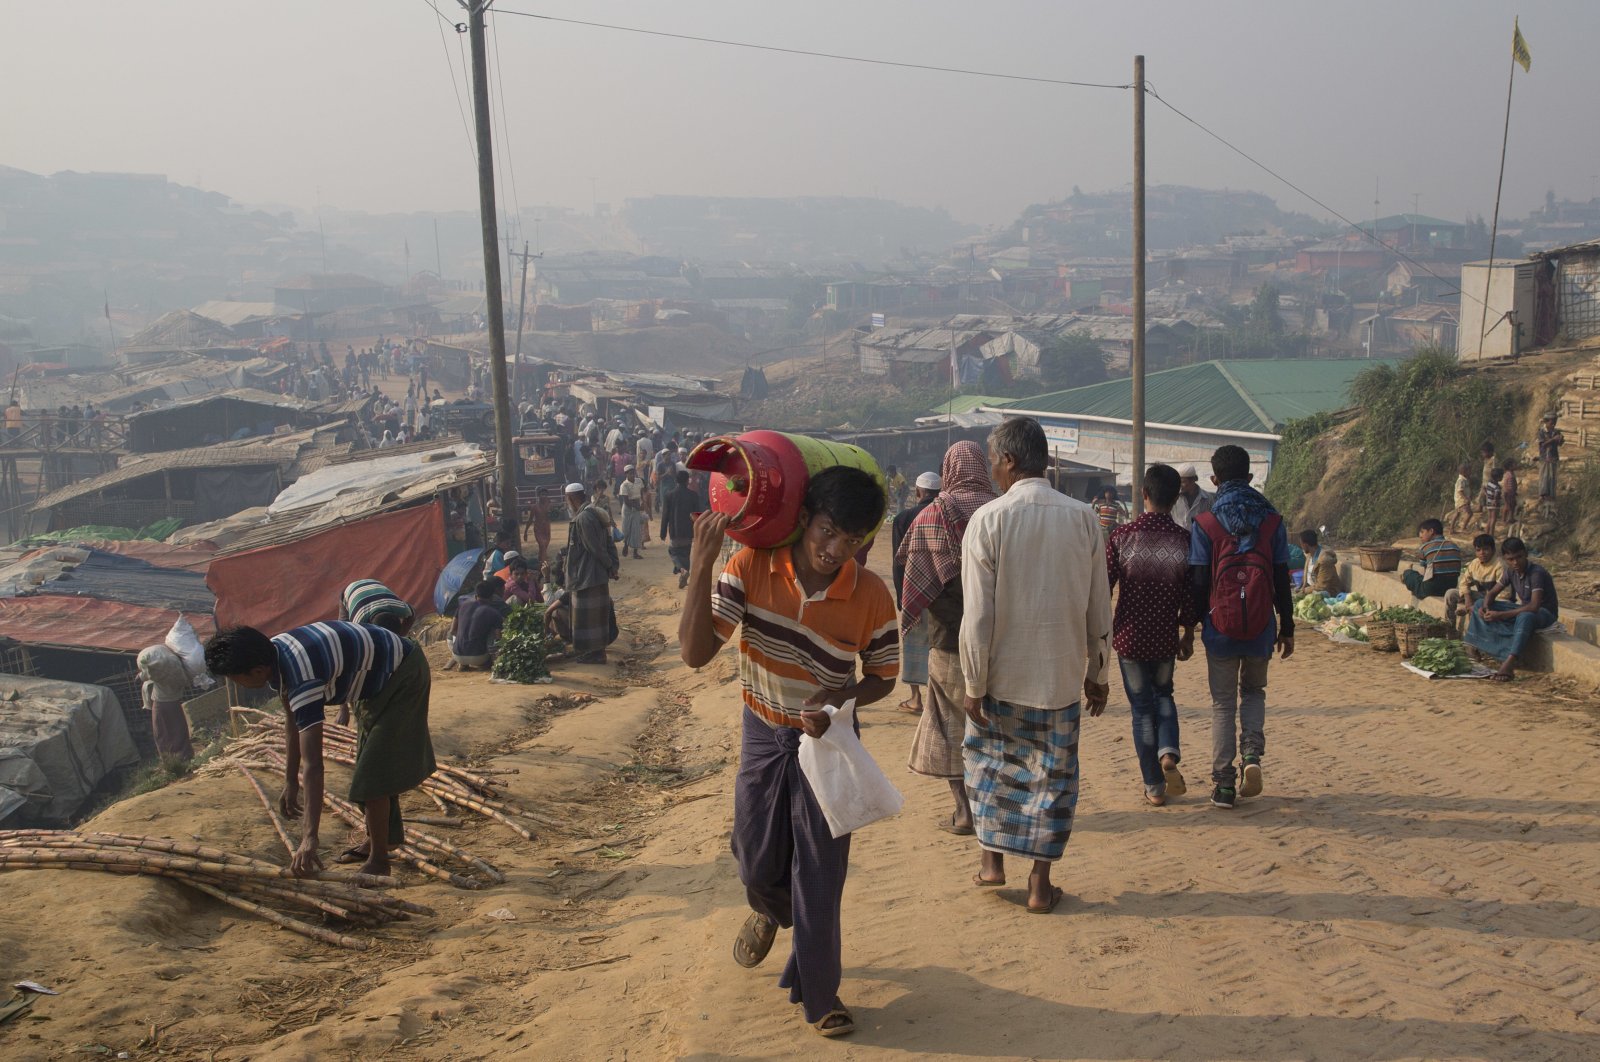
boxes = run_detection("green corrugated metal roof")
[926,394,1006,416]
[997,359,1394,435]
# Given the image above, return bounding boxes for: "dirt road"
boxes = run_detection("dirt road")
[4,544,1600,1060]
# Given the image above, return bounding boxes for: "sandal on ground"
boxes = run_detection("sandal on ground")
[732,911,778,968]
[938,814,975,836]
[811,1007,855,1038]
[972,873,1006,888]
[334,845,369,865]
[1027,886,1064,915]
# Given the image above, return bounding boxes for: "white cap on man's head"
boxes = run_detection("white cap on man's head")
[915,472,942,490]
[1178,464,1199,479]
[564,482,586,494]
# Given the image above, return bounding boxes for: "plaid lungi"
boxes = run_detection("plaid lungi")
[731,708,851,1025]
[963,697,1081,862]
[907,647,964,779]
[569,584,618,655]
[898,611,929,686]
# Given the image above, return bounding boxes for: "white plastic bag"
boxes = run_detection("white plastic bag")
[164,615,216,688]
[796,700,904,838]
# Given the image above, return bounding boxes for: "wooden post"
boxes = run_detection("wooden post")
[1131,55,1147,485]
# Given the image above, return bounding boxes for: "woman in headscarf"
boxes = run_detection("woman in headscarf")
[895,439,997,835]
[377,429,395,449]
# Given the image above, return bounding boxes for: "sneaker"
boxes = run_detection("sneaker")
[1239,757,1263,799]
[1162,761,1187,797]
[1210,785,1236,809]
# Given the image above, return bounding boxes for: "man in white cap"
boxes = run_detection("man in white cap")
[889,471,942,714]
[1171,463,1215,530]
[563,482,620,664]
[618,465,646,560]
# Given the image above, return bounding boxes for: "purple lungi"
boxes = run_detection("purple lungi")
[731,708,851,1024]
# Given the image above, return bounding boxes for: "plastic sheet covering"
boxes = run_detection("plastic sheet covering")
[40,539,217,574]
[0,597,216,653]
[267,444,486,515]
[207,502,445,634]
[36,550,215,615]
[0,675,140,823]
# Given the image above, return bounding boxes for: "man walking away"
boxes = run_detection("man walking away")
[618,466,646,560]
[961,417,1112,913]
[1190,444,1294,810]
[890,471,941,715]
[679,466,898,1039]
[898,443,995,834]
[1171,464,1215,530]
[563,482,620,664]
[1107,464,1197,808]
[1402,519,1463,600]
[659,469,700,589]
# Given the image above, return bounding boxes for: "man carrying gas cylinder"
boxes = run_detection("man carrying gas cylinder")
[678,465,899,1039]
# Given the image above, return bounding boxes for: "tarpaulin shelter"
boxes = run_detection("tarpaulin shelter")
[207,502,446,634]
[34,550,215,615]
[0,675,140,824]
[0,597,215,653]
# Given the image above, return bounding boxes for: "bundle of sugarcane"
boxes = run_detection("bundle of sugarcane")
[229,747,509,890]
[0,830,431,951]
[227,708,555,840]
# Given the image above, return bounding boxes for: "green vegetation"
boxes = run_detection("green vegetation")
[492,603,550,684]
[1264,411,1333,515]
[1411,638,1471,676]
[1272,348,1519,540]
[1037,332,1108,390]
[1191,284,1313,361]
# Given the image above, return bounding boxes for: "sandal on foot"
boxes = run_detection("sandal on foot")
[732,911,778,968]
[812,1007,855,1038]
[972,873,1006,888]
[334,845,369,865]
[938,814,975,836]
[895,700,923,714]
[1144,792,1167,807]
[1027,886,1064,914]
[1162,763,1187,797]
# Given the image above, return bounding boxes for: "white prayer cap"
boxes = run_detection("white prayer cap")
[915,472,942,490]
[563,482,586,494]
[1178,464,1199,478]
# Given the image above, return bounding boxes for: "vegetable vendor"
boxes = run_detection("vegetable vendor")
[1298,529,1342,596]
[1402,519,1463,600]
[1465,536,1559,683]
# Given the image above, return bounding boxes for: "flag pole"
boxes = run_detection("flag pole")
[1477,23,1523,360]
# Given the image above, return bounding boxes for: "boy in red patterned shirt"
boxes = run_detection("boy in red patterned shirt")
[1105,463,1197,806]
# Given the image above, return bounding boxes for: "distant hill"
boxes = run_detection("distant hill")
[1001,184,1329,258]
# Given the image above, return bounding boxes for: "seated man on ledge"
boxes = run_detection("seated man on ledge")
[1402,518,1462,600]
[1464,536,1558,683]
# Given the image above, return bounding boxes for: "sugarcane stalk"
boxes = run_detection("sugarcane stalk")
[178,876,369,951]
[238,766,295,858]
[0,847,394,888]
[426,789,536,842]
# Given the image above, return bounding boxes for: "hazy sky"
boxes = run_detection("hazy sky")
[4,1,1597,230]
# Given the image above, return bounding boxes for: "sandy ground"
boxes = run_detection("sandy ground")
[4,541,1600,1061]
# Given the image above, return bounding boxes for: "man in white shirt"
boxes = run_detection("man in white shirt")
[960,416,1112,914]
[1171,464,1215,530]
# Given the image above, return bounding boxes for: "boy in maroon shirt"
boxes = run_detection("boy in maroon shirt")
[1106,463,1197,806]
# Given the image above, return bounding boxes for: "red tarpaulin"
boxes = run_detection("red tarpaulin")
[206,502,445,634]
[0,596,214,653]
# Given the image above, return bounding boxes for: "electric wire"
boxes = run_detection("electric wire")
[494,8,1131,90]
[490,12,524,234]
[422,0,476,158]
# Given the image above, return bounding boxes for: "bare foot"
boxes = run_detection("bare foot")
[357,858,391,879]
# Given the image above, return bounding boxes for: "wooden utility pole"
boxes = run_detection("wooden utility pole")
[1131,55,1147,485]
[509,241,541,398]
[466,0,519,541]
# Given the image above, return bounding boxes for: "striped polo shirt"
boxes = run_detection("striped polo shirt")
[711,546,899,729]
[272,621,407,732]
[1420,537,1464,580]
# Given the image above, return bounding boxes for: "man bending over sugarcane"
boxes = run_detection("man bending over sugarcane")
[204,606,435,878]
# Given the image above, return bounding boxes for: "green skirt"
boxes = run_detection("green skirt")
[349,643,437,845]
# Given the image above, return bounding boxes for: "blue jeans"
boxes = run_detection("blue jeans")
[1117,657,1180,791]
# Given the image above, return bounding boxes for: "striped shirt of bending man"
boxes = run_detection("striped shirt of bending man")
[272,621,407,732]
[711,545,899,729]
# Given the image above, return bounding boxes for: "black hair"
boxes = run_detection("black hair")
[495,529,514,545]
[1480,439,1496,456]
[1143,464,1181,510]
[509,556,529,572]
[1501,536,1527,555]
[203,626,275,677]
[1418,517,1444,535]
[1473,533,1497,551]
[477,575,505,599]
[1491,467,1505,482]
[1299,528,1319,548]
[990,417,1048,475]
[1211,444,1251,483]
[676,469,690,486]
[802,466,886,537]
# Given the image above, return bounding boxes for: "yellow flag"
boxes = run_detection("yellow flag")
[1512,18,1531,72]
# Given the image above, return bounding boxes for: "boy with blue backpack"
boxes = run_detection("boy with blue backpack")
[1189,445,1296,809]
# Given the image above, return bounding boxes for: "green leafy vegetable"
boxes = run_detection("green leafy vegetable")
[492,603,550,683]
[1411,638,1470,675]
[1372,605,1435,625]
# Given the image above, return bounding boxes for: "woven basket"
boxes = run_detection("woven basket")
[1359,546,1402,572]
[1397,621,1453,657]
[1367,618,1398,652]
